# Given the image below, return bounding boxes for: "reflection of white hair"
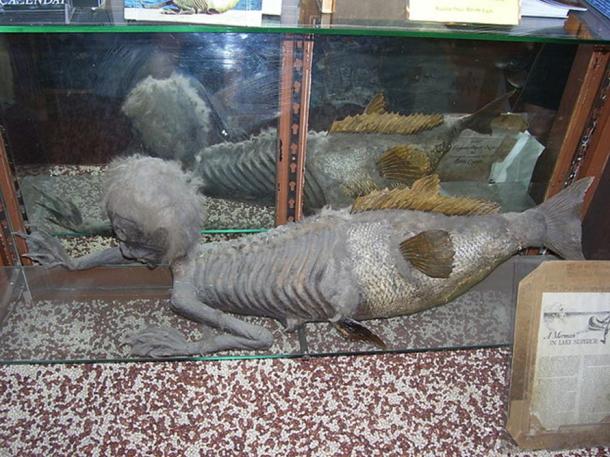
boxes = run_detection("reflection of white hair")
[103,155,205,262]
[122,72,212,164]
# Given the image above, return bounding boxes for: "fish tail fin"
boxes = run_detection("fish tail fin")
[458,91,515,135]
[536,177,594,259]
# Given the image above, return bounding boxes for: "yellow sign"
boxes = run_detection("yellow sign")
[409,0,520,25]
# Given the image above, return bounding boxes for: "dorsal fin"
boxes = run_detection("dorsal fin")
[364,93,387,114]
[333,318,387,349]
[400,230,454,278]
[377,145,432,182]
[351,175,500,215]
[329,112,443,135]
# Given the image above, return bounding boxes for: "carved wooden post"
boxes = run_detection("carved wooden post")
[545,45,610,208]
[275,35,314,225]
[0,129,29,266]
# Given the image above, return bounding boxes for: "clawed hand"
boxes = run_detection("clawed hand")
[14,229,75,269]
[129,326,200,357]
[34,185,85,233]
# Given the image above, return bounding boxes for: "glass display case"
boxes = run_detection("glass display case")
[0,0,609,364]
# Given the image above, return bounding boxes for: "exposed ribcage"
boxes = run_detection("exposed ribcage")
[195,132,327,210]
[197,226,340,322]
[197,135,278,204]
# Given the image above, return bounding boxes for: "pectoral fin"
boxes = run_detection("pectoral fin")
[377,145,432,182]
[333,318,387,349]
[460,90,516,135]
[400,230,454,278]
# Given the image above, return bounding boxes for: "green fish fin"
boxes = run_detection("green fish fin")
[376,145,432,182]
[400,229,455,278]
[333,318,387,349]
[364,92,387,114]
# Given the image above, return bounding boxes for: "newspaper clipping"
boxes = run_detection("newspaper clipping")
[532,292,610,431]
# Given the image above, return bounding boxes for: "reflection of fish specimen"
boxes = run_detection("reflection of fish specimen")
[20,156,593,356]
[195,92,511,211]
[38,91,511,234]
[123,69,510,206]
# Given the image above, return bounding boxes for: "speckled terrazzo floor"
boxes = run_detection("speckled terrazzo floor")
[0,348,608,456]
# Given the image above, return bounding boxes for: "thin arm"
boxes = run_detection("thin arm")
[72,246,136,270]
[18,231,136,271]
[172,280,273,352]
[130,280,273,357]
[74,221,114,237]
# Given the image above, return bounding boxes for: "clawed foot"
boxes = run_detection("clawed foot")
[14,229,75,269]
[34,185,85,233]
[129,326,200,357]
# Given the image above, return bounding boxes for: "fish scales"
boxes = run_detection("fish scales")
[347,209,520,318]
[174,0,207,12]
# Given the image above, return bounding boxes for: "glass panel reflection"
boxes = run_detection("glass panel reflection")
[0,257,548,363]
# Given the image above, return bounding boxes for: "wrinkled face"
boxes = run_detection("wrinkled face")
[111,214,168,267]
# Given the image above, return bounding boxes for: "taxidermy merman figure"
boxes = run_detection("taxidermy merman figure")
[19,156,593,357]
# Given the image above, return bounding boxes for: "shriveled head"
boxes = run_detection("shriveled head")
[103,155,205,265]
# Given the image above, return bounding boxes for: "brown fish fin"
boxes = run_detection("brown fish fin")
[351,181,500,215]
[333,318,387,349]
[410,174,441,194]
[400,230,455,278]
[536,176,593,260]
[377,145,432,182]
[460,90,516,135]
[329,112,443,135]
[364,92,387,114]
